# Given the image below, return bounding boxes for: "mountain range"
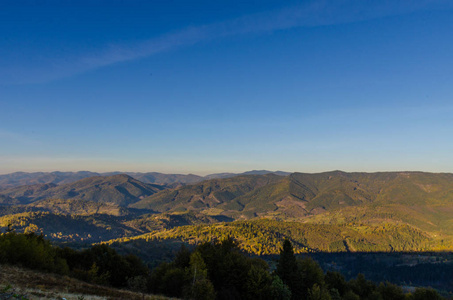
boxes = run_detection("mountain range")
[0,170,289,189]
[0,174,164,206]
[131,171,453,220]
[1,170,453,253]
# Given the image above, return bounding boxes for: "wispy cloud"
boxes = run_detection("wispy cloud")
[2,0,451,84]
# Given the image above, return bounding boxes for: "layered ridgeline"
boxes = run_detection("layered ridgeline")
[0,171,202,188]
[0,174,166,241]
[0,170,289,189]
[2,171,453,251]
[123,171,453,253]
[0,174,164,206]
[131,171,453,219]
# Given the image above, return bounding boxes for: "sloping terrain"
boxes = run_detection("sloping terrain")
[132,171,453,220]
[130,173,285,213]
[0,171,100,188]
[0,171,202,188]
[0,183,58,204]
[0,264,173,300]
[0,170,288,189]
[3,171,453,251]
[203,170,290,180]
[0,171,200,188]
[26,198,130,216]
[0,211,143,242]
[106,218,431,255]
[121,171,453,253]
[116,172,204,185]
[0,194,18,205]
[0,202,224,243]
[0,174,165,206]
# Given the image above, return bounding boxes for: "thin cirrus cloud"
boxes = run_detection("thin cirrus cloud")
[2,0,450,85]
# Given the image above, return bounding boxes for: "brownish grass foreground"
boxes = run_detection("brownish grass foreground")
[0,264,175,300]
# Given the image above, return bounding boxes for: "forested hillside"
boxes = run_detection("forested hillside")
[0,232,444,300]
[2,171,453,251]
[130,173,285,215]
[106,218,432,255]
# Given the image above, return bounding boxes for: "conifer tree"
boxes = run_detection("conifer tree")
[276,239,302,299]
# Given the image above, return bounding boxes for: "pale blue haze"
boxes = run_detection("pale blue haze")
[1,1,453,174]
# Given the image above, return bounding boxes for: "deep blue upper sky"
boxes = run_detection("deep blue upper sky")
[1,0,453,175]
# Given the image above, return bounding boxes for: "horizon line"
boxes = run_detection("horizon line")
[1,169,452,177]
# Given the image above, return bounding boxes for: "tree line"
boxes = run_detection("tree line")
[148,238,443,299]
[0,231,444,299]
[0,231,148,290]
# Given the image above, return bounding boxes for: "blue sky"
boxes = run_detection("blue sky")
[1,0,453,175]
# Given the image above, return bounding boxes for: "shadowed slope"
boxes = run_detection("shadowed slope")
[130,174,285,212]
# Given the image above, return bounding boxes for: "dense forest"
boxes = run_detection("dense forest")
[107,218,432,255]
[0,231,445,299]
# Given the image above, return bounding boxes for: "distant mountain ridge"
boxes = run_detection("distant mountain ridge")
[131,170,453,220]
[0,171,99,189]
[0,170,289,189]
[131,173,285,216]
[0,174,164,206]
[203,170,290,180]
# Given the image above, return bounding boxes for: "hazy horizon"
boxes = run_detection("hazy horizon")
[1,167,452,177]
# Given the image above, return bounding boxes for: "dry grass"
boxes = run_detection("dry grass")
[0,264,175,300]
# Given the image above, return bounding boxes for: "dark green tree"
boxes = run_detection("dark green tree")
[410,287,443,300]
[269,275,292,300]
[308,283,332,300]
[185,250,216,299]
[348,273,376,299]
[298,257,325,299]
[276,239,303,300]
[377,282,405,300]
[245,264,273,300]
[342,290,360,300]
[325,271,348,296]
[174,244,191,269]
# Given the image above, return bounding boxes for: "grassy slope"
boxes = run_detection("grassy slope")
[0,264,173,300]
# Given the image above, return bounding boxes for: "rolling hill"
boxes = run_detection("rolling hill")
[3,170,453,252]
[132,171,453,219]
[0,171,100,188]
[124,171,453,252]
[130,173,285,215]
[0,171,203,188]
[106,218,432,255]
[0,174,165,206]
[0,170,289,189]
